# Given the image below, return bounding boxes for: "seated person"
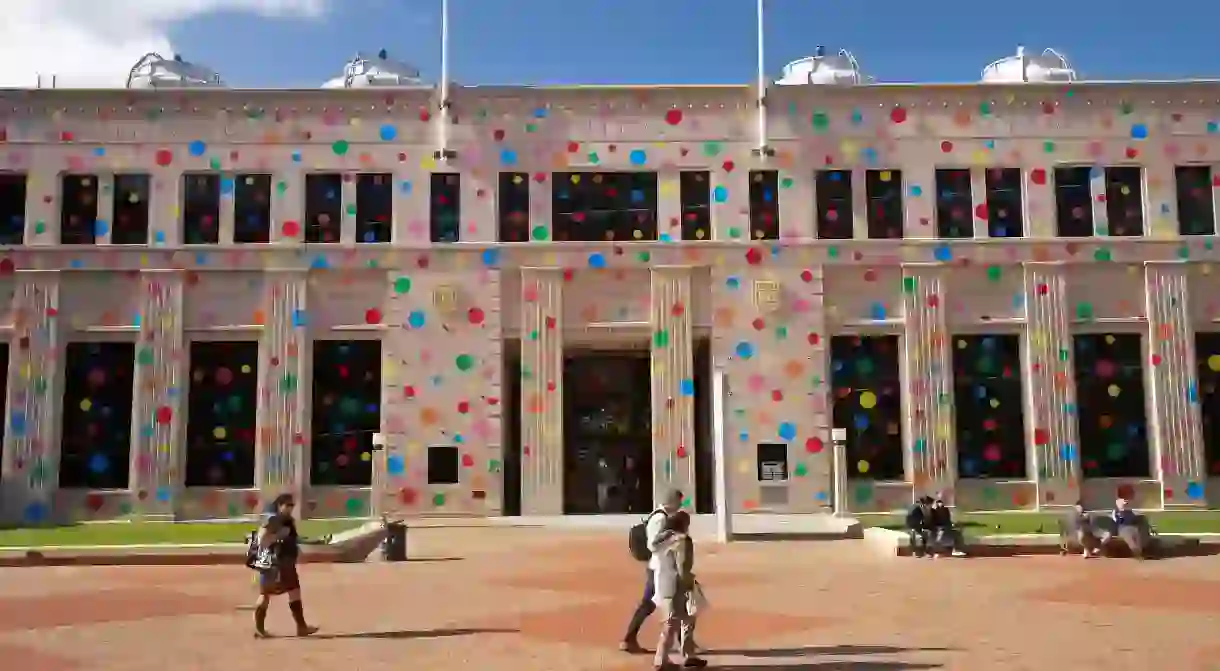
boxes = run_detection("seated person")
[1061,501,1100,558]
[1099,497,1148,559]
[929,498,967,558]
[905,496,934,557]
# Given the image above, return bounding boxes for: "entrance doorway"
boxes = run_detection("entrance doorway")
[563,348,653,514]
[501,339,522,516]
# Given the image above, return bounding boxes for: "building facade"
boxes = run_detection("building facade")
[1,78,1219,524]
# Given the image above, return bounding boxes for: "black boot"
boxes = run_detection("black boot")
[253,603,270,638]
[288,600,318,637]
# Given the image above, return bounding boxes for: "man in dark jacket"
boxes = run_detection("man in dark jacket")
[929,498,967,557]
[906,496,934,558]
[1099,497,1148,559]
[1062,501,1100,557]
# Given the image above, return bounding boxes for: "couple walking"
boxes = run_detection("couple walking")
[620,489,708,670]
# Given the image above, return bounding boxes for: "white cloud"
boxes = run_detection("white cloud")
[0,0,331,88]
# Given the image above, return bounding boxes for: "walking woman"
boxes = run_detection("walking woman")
[253,493,319,638]
[651,510,706,670]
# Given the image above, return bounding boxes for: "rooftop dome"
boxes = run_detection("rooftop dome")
[775,46,868,86]
[321,49,425,88]
[126,53,224,89]
[981,46,1078,83]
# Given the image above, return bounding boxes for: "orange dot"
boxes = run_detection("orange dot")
[783,360,805,378]
[526,393,544,414]
[420,407,439,426]
[714,307,735,327]
[252,309,265,325]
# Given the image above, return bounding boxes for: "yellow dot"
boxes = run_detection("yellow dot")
[859,390,877,409]
[1208,355,1220,372]
[857,460,870,473]
[1107,384,1121,398]
[360,452,371,462]
[241,364,252,374]
[213,427,227,439]
[989,398,1000,408]
[80,398,92,412]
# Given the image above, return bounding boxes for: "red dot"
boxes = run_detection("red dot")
[744,248,762,265]
[467,307,485,325]
[664,109,683,125]
[940,141,953,153]
[722,160,735,172]
[155,406,173,424]
[807,332,820,346]
[889,107,907,123]
[364,308,382,324]
[403,385,416,398]
[281,220,300,237]
[1030,168,1047,185]
[805,437,824,454]
[567,141,580,153]
[1033,428,1049,445]
[460,453,475,467]
[800,269,814,283]
[457,401,470,414]
[155,149,173,166]
[751,318,766,330]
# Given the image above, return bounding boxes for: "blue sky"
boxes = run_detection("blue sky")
[173,0,1220,88]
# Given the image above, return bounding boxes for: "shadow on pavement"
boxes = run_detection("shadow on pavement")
[709,646,952,658]
[707,664,941,670]
[308,626,518,640]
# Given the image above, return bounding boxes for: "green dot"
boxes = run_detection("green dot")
[902,276,917,293]
[456,354,475,371]
[794,463,808,477]
[528,329,539,341]
[1093,247,1112,262]
[1043,141,1055,153]
[1075,303,1093,319]
[276,181,288,194]
[780,177,793,189]
[332,140,349,155]
[345,204,357,216]
[531,225,548,241]
[827,246,840,258]
[432,493,446,506]
[811,111,830,132]
[525,123,538,133]
[978,102,991,116]
[279,373,298,392]
[1058,348,1070,362]
[34,221,45,234]
[488,459,502,473]
[587,152,600,164]
[393,277,411,294]
[1178,245,1191,260]
[653,330,670,348]
[986,265,1002,282]
[702,142,721,157]
[775,326,788,340]
[209,158,222,170]
[137,347,154,365]
[345,497,364,514]
[636,251,650,262]
[728,226,742,239]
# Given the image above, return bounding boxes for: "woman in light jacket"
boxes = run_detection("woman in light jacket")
[650,511,706,670]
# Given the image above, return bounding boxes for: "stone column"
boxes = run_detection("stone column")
[255,271,309,509]
[1024,263,1081,507]
[0,272,60,524]
[128,271,185,518]
[901,266,956,500]
[519,268,563,514]
[1145,262,1208,506]
[650,267,696,506]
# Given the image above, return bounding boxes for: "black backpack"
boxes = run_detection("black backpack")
[628,509,666,562]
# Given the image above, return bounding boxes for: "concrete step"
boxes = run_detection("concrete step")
[480,513,862,540]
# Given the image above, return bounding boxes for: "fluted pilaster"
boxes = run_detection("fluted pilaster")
[902,266,956,498]
[1145,262,1207,505]
[519,268,563,514]
[255,271,308,505]
[1,272,60,523]
[650,267,696,504]
[1025,263,1081,506]
[129,271,184,517]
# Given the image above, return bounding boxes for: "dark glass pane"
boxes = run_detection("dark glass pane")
[234,173,271,244]
[1073,333,1149,478]
[748,170,779,240]
[60,174,99,244]
[1105,166,1144,236]
[185,341,258,487]
[497,172,530,242]
[830,335,904,480]
[304,173,343,243]
[1055,166,1094,237]
[430,172,461,243]
[1176,166,1215,236]
[182,173,220,244]
[985,168,1024,238]
[112,173,150,244]
[865,170,904,239]
[935,169,973,239]
[356,173,393,243]
[952,334,1026,479]
[679,171,710,241]
[0,173,26,244]
[310,340,381,486]
[816,170,853,240]
[552,172,657,242]
[59,342,135,489]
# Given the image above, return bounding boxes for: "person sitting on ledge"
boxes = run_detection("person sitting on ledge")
[905,496,934,558]
[929,498,967,558]
[1062,501,1101,558]
[1099,497,1147,560]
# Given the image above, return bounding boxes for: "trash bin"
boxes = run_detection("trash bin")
[381,521,407,562]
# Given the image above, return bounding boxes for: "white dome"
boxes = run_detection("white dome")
[776,46,867,86]
[322,50,424,88]
[126,53,223,89]
[982,46,1077,83]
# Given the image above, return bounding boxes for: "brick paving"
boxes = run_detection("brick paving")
[1,528,1219,670]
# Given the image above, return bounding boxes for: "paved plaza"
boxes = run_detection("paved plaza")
[1,527,1219,670]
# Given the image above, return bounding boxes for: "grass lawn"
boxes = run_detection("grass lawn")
[0,519,367,548]
[858,510,1220,537]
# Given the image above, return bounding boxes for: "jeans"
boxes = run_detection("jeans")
[623,566,656,642]
[655,590,696,666]
[908,529,930,556]
[932,527,964,553]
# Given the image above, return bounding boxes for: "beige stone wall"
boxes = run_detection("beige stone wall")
[0,82,1218,522]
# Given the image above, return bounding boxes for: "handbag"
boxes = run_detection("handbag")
[687,580,709,616]
[245,531,280,573]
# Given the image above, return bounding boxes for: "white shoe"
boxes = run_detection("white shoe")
[951,550,966,557]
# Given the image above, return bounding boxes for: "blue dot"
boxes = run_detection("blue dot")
[735,342,754,359]
[1187,482,1204,499]
[188,140,207,156]
[679,379,695,396]
[1059,444,1076,461]
[913,438,927,454]
[1209,121,1219,134]
[23,501,47,524]
[10,411,25,437]
[379,125,398,141]
[310,255,329,269]
[778,422,796,441]
[407,311,426,328]
[628,149,647,166]
[533,107,548,119]
[92,147,106,157]
[869,302,887,320]
[155,487,171,503]
[400,181,413,195]
[588,252,606,269]
[220,178,235,194]
[713,185,728,203]
[1130,123,1148,140]
[291,309,308,328]
[93,220,109,236]
[725,276,740,290]
[291,151,302,163]
[387,454,406,476]
[500,149,517,166]
[481,249,500,266]
[933,245,952,262]
[909,185,922,197]
[88,453,110,474]
[153,230,166,243]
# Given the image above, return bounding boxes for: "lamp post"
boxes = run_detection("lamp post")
[712,368,733,542]
[832,428,848,517]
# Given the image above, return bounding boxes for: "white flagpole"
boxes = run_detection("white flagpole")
[754,0,768,154]
[713,368,733,543]
[437,0,452,159]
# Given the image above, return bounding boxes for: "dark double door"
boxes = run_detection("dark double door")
[563,350,654,514]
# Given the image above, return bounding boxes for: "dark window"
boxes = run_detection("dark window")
[1105,167,1144,236]
[304,173,343,243]
[310,340,381,486]
[748,170,779,240]
[1055,166,1094,237]
[985,168,1024,238]
[1176,166,1215,236]
[60,174,99,244]
[952,334,1026,479]
[111,173,150,244]
[934,169,973,239]
[59,341,135,489]
[679,171,711,241]
[0,344,7,477]
[1197,333,1220,476]
[0,173,26,244]
[356,173,393,243]
[427,445,460,484]
[816,170,853,239]
[1073,333,1149,478]
[497,172,530,242]
[430,172,461,243]
[756,443,788,482]
[553,171,658,242]
[185,341,258,487]
[182,173,220,244]
[234,173,271,244]
[830,335,904,480]
[865,169,904,239]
